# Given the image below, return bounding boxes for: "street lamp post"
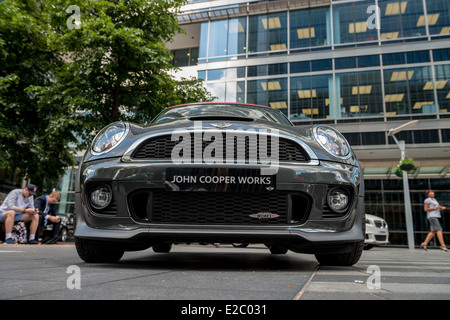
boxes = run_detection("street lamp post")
[388,120,418,250]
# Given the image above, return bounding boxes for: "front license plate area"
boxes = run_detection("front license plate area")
[165,168,276,192]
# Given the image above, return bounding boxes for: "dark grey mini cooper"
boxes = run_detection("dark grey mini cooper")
[74,103,365,265]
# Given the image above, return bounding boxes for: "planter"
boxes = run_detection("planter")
[398,158,417,172]
[395,169,403,178]
[399,163,416,171]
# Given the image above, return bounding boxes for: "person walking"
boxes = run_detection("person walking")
[420,190,448,252]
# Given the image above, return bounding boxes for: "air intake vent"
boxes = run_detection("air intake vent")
[129,190,311,225]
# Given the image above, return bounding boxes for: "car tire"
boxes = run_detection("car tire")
[60,227,68,242]
[232,243,249,248]
[75,237,124,263]
[315,240,364,266]
[315,219,365,266]
[152,243,172,253]
[268,245,288,255]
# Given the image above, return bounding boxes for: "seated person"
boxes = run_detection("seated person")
[34,191,61,244]
[0,184,40,244]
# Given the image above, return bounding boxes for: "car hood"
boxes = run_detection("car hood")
[365,214,386,222]
[82,119,360,166]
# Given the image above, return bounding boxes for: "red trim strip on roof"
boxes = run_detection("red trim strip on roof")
[169,102,271,109]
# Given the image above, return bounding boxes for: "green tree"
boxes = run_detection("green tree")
[45,0,213,147]
[0,0,213,190]
[0,0,77,192]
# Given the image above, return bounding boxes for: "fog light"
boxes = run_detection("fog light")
[327,187,349,213]
[90,185,112,209]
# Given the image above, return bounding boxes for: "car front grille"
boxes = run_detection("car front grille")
[375,235,387,241]
[129,190,310,225]
[132,133,310,163]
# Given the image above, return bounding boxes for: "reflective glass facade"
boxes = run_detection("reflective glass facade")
[178,0,450,246]
[196,0,450,123]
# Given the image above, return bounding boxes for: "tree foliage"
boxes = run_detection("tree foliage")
[0,0,213,190]
[0,0,77,190]
[45,0,213,146]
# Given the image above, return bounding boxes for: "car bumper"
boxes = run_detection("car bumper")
[365,225,389,245]
[75,158,365,253]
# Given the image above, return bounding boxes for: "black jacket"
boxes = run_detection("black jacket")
[34,195,58,218]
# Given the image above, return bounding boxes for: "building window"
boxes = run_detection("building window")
[247,78,288,115]
[358,55,380,68]
[337,70,383,118]
[383,67,413,115]
[290,6,331,50]
[207,69,225,81]
[226,82,246,103]
[433,48,450,62]
[426,0,450,37]
[383,66,436,115]
[442,129,450,142]
[207,82,226,101]
[383,52,407,66]
[335,57,357,70]
[208,20,229,58]
[406,50,430,64]
[364,178,450,246]
[248,13,288,54]
[247,63,287,77]
[332,0,378,46]
[382,50,430,66]
[343,132,386,146]
[387,129,439,144]
[311,59,332,72]
[171,48,199,67]
[408,66,436,114]
[434,64,450,113]
[290,61,310,74]
[199,18,247,61]
[290,74,333,120]
[379,0,427,42]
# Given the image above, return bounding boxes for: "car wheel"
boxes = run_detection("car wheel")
[152,243,172,253]
[315,240,364,266]
[75,237,124,263]
[315,218,365,266]
[60,227,68,242]
[268,245,288,254]
[232,243,249,248]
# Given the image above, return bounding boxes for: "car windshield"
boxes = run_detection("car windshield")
[152,104,293,126]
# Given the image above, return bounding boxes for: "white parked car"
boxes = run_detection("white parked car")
[365,214,389,250]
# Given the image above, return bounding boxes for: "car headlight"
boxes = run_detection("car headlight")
[313,126,350,159]
[92,122,129,155]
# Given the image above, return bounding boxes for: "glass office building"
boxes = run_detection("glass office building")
[168,0,450,246]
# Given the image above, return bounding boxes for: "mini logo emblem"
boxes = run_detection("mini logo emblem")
[249,212,279,220]
[211,122,232,129]
[266,186,274,191]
